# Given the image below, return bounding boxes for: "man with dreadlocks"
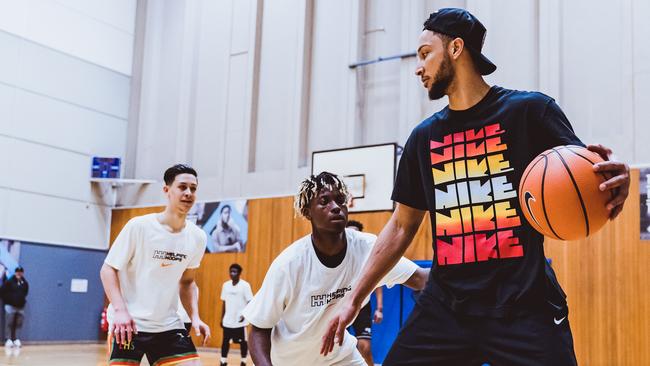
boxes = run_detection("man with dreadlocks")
[242,172,429,366]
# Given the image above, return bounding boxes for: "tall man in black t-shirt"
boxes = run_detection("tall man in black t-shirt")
[321,8,630,366]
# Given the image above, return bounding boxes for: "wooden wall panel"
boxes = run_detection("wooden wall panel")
[108,170,647,364]
[292,213,312,240]
[348,211,392,234]
[404,214,434,260]
[544,169,648,365]
[347,211,433,260]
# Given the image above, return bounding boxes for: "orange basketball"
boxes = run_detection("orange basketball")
[518,145,612,240]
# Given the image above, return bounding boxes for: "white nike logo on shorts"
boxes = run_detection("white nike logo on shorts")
[554,316,566,325]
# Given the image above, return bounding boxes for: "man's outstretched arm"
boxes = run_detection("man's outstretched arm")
[249,325,273,366]
[321,203,425,354]
[180,269,211,345]
[100,263,136,345]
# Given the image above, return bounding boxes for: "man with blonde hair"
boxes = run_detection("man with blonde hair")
[244,172,429,366]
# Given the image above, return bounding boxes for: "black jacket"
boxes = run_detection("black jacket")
[2,276,28,308]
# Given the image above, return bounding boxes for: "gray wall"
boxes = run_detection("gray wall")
[128,0,650,208]
[0,0,137,249]
[7,242,106,342]
[1,1,648,241]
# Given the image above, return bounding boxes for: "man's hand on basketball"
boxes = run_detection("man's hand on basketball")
[588,144,630,219]
[320,299,360,356]
[110,308,137,345]
[192,318,211,346]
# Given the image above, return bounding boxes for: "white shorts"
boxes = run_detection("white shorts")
[331,348,366,366]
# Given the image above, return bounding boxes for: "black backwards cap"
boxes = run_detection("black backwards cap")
[423,8,496,75]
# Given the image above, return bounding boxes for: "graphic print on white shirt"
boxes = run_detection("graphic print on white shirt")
[310,286,352,308]
[242,229,418,366]
[105,213,207,333]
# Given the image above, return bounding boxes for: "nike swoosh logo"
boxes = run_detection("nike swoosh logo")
[161,262,173,267]
[554,316,566,325]
[524,191,541,227]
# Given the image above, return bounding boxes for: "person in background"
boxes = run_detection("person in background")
[2,266,28,348]
[220,263,253,366]
[100,164,210,365]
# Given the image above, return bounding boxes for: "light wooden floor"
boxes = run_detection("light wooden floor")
[0,344,251,366]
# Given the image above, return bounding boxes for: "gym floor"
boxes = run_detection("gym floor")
[0,344,252,366]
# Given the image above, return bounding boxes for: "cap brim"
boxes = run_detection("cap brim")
[467,47,496,75]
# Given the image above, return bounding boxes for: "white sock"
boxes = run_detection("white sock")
[221,357,227,363]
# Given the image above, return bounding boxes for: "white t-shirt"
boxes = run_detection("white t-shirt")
[242,229,418,366]
[105,213,207,333]
[220,279,253,328]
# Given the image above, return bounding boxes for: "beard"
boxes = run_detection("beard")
[428,53,455,100]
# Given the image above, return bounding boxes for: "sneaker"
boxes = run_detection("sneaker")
[220,363,227,366]
[13,339,20,348]
[4,339,13,348]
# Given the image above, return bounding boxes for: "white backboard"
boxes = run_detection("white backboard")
[312,143,396,212]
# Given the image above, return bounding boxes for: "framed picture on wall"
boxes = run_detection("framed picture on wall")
[188,200,249,253]
[0,239,21,278]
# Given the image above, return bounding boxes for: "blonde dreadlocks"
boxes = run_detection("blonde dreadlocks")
[294,172,350,218]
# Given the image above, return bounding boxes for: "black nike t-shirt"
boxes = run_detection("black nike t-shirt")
[393,86,583,317]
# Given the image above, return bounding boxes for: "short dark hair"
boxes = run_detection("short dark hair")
[346,220,363,231]
[221,204,232,213]
[163,164,197,185]
[14,266,23,272]
[229,263,242,273]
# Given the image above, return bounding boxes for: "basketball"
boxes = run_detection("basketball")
[518,145,612,240]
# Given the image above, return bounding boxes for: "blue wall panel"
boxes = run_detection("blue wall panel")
[371,260,431,363]
[7,242,106,342]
